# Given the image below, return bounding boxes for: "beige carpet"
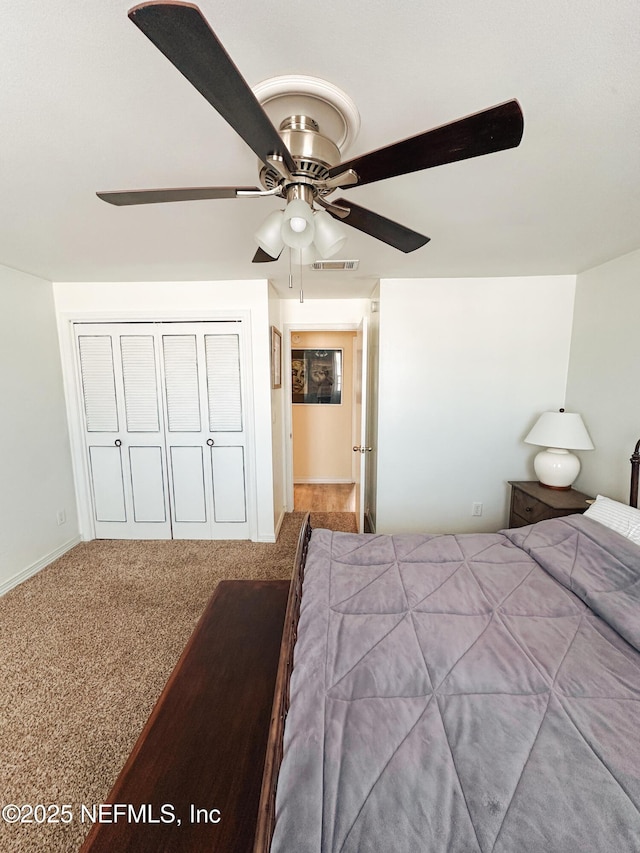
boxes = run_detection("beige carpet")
[0,511,356,853]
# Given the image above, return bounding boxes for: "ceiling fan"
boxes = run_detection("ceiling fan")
[97,2,524,263]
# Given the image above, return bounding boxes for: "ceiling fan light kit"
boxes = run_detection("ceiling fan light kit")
[281,198,315,249]
[99,2,525,265]
[254,209,285,258]
[313,209,348,258]
[296,245,322,266]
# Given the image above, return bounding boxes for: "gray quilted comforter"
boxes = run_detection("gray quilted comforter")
[271,515,640,853]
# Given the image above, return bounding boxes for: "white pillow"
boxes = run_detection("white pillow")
[584,494,640,545]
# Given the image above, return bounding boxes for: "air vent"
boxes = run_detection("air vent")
[310,260,359,271]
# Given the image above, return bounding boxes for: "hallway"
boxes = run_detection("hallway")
[293,483,355,512]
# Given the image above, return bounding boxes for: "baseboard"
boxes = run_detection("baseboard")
[293,479,354,485]
[0,536,82,597]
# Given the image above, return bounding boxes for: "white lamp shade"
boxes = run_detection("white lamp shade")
[296,245,321,265]
[313,209,348,258]
[281,199,315,249]
[254,209,284,258]
[524,411,594,450]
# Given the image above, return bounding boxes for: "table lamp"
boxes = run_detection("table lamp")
[524,408,594,489]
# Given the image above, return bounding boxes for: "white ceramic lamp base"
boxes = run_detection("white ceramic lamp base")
[533,447,581,489]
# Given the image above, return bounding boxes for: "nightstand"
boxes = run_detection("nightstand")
[508,481,594,528]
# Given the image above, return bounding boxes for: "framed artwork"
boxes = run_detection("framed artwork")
[271,326,282,389]
[291,348,342,404]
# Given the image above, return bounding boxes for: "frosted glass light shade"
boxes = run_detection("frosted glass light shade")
[281,199,314,249]
[313,209,348,258]
[296,245,321,265]
[524,410,594,489]
[254,209,284,258]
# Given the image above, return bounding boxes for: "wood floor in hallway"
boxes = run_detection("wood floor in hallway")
[293,483,356,512]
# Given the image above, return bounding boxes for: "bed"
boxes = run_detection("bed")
[256,444,640,853]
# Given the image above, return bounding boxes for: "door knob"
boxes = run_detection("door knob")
[207,438,215,446]
[114,439,122,447]
[353,445,361,452]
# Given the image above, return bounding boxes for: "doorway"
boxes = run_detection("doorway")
[286,326,364,522]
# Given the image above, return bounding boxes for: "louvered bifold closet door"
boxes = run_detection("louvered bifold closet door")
[75,324,172,539]
[161,322,249,540]
[205,333,247,525]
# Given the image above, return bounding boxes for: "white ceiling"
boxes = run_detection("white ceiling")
[2,0,639,299]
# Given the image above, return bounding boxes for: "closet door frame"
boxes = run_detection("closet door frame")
[57,310,258,542]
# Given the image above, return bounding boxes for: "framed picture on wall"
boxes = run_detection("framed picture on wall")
[271,326,282,389]
[292,348,342,404]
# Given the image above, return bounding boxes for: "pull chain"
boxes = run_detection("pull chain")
[299,249,304,303]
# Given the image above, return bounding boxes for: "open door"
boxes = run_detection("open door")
[352,317,370,533]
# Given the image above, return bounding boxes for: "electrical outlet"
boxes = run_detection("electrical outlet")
[56,509,66,526]
[472,502,483,517]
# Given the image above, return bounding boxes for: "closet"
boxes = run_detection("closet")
[74,321,249,540]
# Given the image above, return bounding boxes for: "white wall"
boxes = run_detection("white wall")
[376,276,576,533]
[281,298,372,328]
[0,265,78,593]
[565,247,640,503]
[53,279,277,542]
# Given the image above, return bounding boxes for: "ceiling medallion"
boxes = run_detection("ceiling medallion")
[252,75,361,155]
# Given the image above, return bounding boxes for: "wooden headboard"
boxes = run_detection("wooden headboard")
[631,438,640,508]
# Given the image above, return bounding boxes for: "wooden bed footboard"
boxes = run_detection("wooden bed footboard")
[253,512,312,853]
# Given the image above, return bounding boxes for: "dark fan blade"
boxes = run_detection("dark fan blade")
[252,247,281,263]
[128,3,295,172]
[328,100,523,188]
[97,186,261,206]
[330,199,429,253]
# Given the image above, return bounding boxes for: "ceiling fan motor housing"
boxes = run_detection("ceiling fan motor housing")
[258,115,342,193]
